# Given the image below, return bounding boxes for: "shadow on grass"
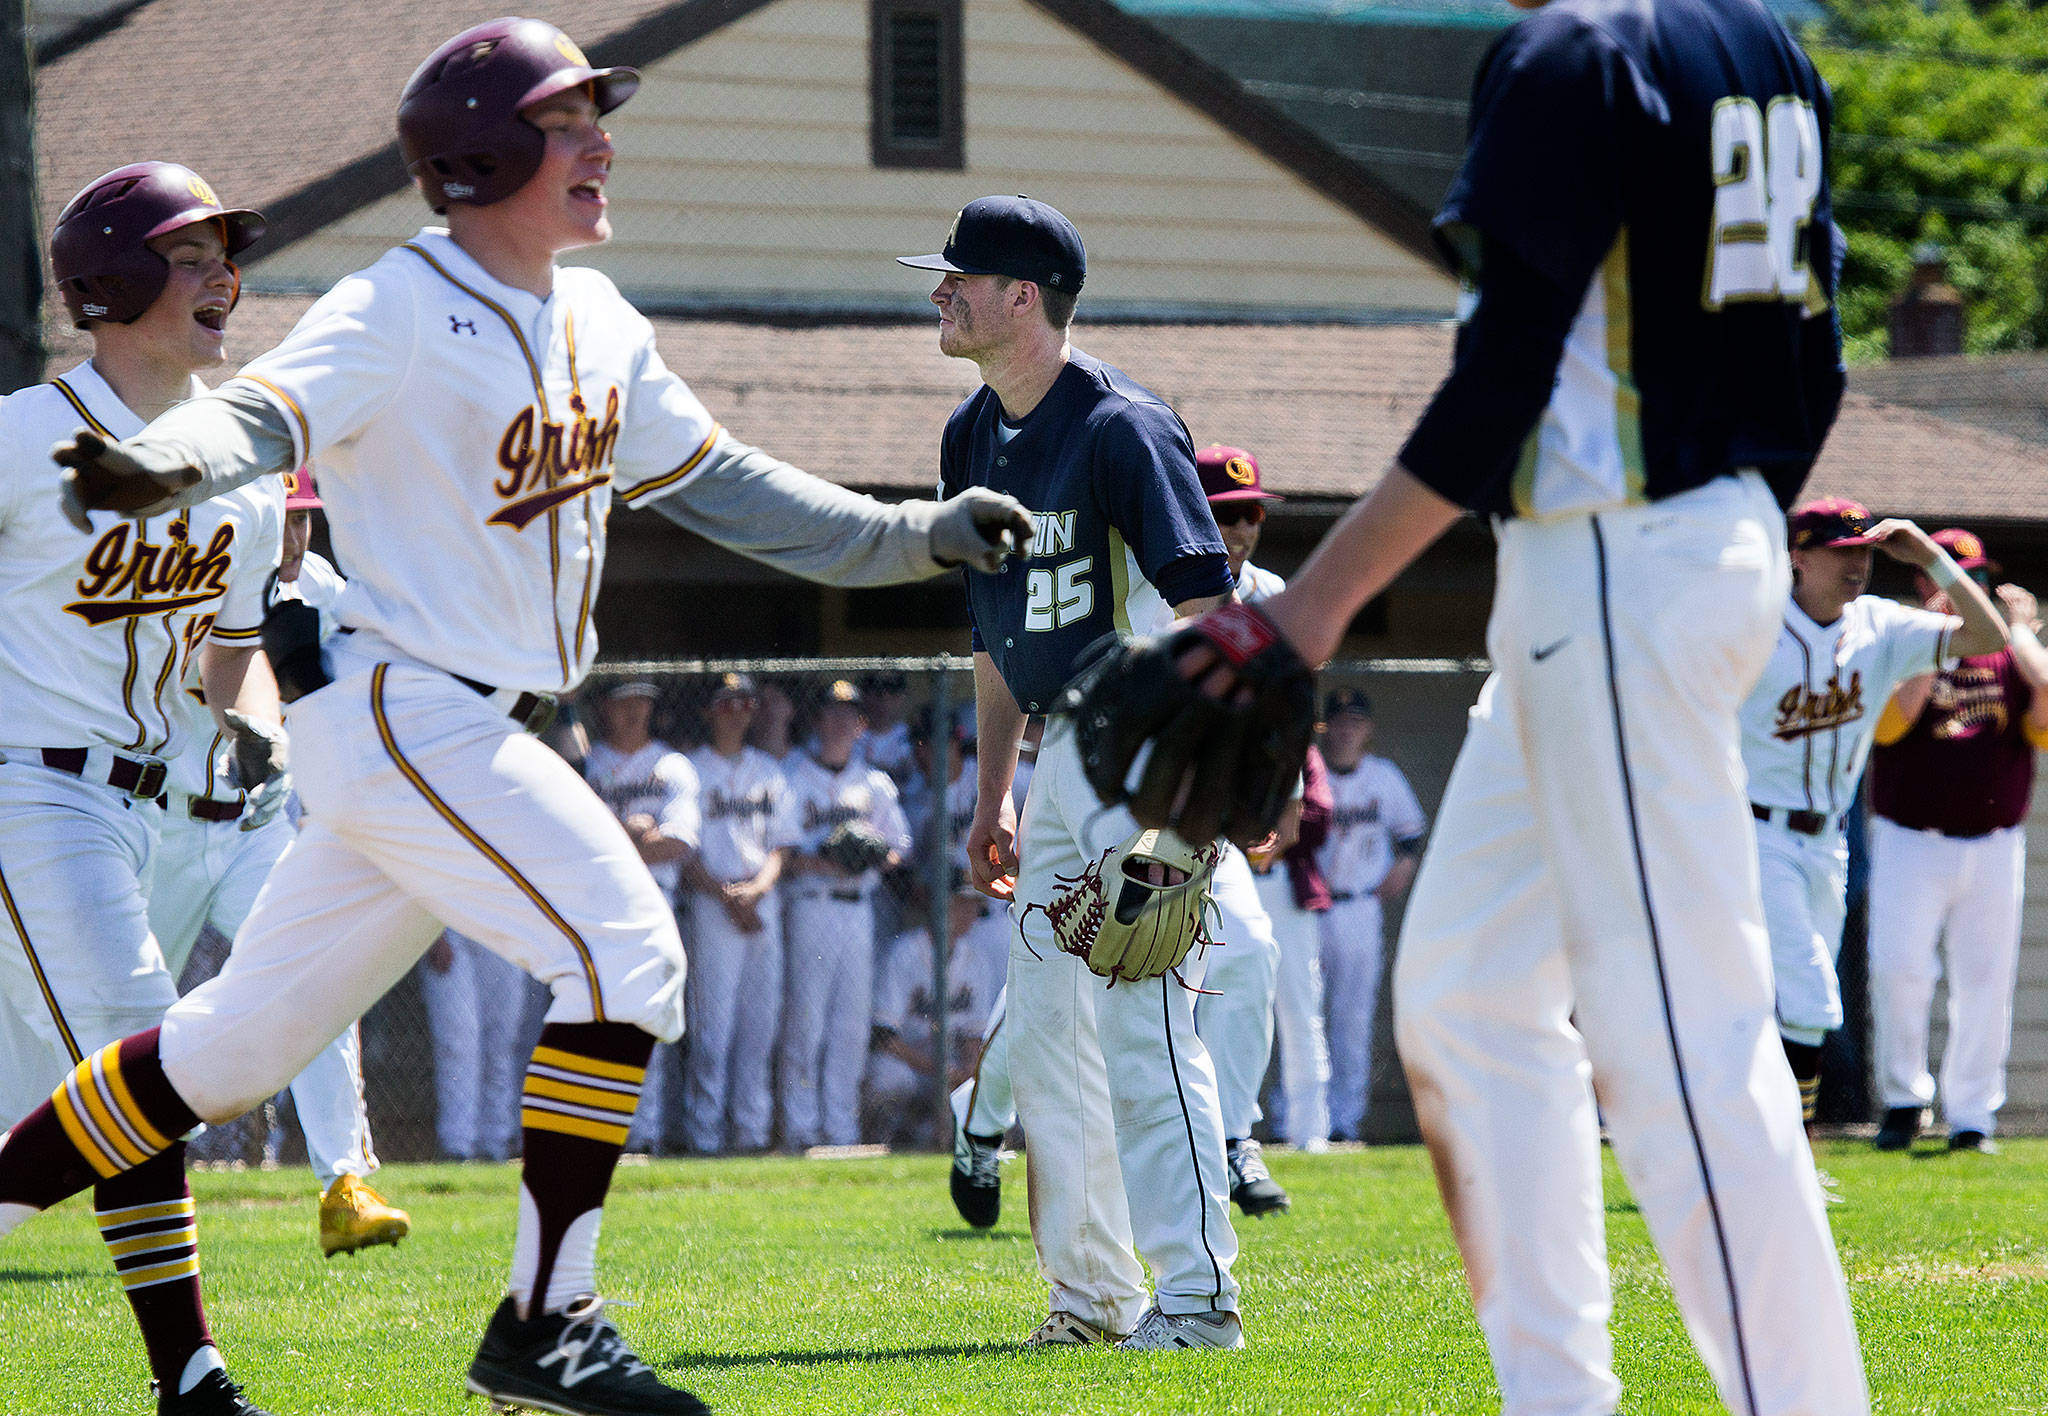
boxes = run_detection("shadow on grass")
[927,1227,1030,1243]
[667,1341,1006,1370]
[0,1266,101,1282]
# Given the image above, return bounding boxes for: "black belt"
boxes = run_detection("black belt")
[828,888,865,903]
[452,674,557,735]
[41,748,167,800]
[1751,803,1837,837]
[1328,890,1357,903]
[186,795,243,823]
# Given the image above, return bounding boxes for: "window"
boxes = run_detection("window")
[871,0,963,170]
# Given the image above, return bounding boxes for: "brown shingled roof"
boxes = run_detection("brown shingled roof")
[49,291,2042,520]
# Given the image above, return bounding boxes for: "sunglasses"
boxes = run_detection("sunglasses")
[1212,502,1266,528]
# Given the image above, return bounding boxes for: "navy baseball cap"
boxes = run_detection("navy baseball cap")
[897,195,1086,294]
[1324,688,1373,719]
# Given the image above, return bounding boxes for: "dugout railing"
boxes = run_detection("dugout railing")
[178,651,1880,1164]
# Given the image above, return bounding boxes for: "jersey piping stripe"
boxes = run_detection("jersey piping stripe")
[1106,529,1134,635]
[0,856,82,1062]
[617,427,721,506]
[234,375,311,459]
[1591,518,1761,1415]
[1783,622,1816,812]
[209,623,264,641]
[1159,977,1227,1305]
[1600,229,1648,503]
[368,664,607,1020]
[54,378,156,751]
[401,242,571,683]
[565,312,598,666]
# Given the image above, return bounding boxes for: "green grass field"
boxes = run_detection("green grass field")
[3,1140,2044,1415]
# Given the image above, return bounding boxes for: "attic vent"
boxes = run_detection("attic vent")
[871,0,963,170]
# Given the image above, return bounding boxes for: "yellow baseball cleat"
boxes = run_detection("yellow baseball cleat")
[318,1174,411,1257]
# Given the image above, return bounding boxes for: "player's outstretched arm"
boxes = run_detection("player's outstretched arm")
[644,434,1029,584]
[1871,520,2011,659]
[52,384,298,531]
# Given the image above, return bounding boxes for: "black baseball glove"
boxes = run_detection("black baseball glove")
[819,820,894,875]
[1061,603,1314,849]
[52,429,203,532]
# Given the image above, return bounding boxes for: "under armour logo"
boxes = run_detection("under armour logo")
[449,316,477,336]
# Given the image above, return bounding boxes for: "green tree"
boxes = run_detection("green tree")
[1809,0,2048,359]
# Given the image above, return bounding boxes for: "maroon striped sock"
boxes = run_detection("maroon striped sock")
[96,1144,215,1392]
[0,1029,198,1210]
[510,1022,654,1318]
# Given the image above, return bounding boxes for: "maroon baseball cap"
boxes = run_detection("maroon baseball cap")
[282,466,322,511]
[1788,498,1881,550]
[1931,527,1994,573]
[1196,445,1282,504]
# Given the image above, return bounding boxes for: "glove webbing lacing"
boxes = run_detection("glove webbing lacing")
[1016,846,1226,994]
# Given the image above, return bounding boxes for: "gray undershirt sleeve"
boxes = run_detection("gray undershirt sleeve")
[646,434,947,586]
[128,383,299,508]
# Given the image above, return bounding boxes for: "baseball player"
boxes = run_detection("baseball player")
[868,888,1009,1146]
[3,21,1028,1416]
[856,672,918,784]
[778,680,912,1148]
[1069,0,1886,1408]
[1740,500,2007,1129]
[1865,529,2048,1152]
[683,673,799,1155]
[0,163,273,1414]
[583,680,700,1152]
[1256,743,1335,1152]
[1316,689,1427,1143]
[1188,444,1289,1213]
[148,466,411,1257]
[908,195,1252,1350]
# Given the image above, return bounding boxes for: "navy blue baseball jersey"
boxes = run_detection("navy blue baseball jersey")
[939,350,1232,714]
[1400,0,1842,517]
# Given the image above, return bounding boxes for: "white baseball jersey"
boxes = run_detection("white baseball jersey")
[784,752,911,895]
[1321,755,1427,896]
[858,723,916,782]
[0,360,276,758]
[229,226,724,694]
[583,738,701,900]
[271,549,347,644]
[1740,596,1954,815]
[1237,561,1284,603]
[688,744,799,884]
[160,481,288,802]
[872,911,1010,1063]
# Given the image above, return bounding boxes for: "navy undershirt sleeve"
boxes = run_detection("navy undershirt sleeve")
[1152,551,1235,609]
[1398,237,1585,513]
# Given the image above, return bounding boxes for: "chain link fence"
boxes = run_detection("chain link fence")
[175,654,1499,1167]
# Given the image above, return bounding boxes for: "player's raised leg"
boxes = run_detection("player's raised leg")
[1194,850,1288,1216]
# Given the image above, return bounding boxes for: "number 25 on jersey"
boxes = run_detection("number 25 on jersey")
[1025,556,1094,632]
[1703,96,1826,313]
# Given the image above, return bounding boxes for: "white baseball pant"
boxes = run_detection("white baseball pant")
[779,889,875,1148]
[1867,818,2026,1137]
[1192,846,1281,1142]
[1321,892,1386,1141]
[1254,869,1330,1148]
[151,809,378,1185]
[1393,475,1865,1416]
[954,985,1015,1137]
[682,889,782,1153]
[0,762,173,1126]
[1754,821,1849,1049]
[1008,720,1239,1335]
[154,654,687,1123]
[418,930,540,1160]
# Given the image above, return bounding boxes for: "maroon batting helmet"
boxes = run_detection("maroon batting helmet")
[397,18,638,213]
[50,163,265,328]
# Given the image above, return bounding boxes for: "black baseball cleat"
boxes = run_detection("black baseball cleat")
[1226,1138,1290,1217]
[1873,1106,1924,1152]
[155,1369,272,1415]
[950,1086,1003,1229]
[466,1295,710,1415]
[1949,1130,1999,1155]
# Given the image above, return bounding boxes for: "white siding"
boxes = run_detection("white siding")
[249,0,1456,317]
